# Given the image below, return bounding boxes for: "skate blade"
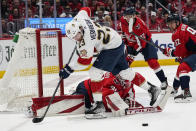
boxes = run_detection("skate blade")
[85,113,107,119]
[174,97,193,103]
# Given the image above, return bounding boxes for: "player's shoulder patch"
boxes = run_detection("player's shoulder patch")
[80,49,88,57]
[181,24,186,31]
[135,24,140,30]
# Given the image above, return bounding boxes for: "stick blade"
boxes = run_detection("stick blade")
[32,117,43,123]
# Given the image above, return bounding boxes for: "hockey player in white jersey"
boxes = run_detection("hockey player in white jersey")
[59,7,161,118]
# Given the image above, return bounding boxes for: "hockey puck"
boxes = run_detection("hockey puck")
[142,123,148,126]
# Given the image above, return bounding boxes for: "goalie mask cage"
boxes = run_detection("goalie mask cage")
[0,28,64,111]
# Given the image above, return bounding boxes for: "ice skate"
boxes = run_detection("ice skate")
[147,82,161,106]
[85,101,106,119]
[174,89,192,103]
[160,81,168,90]
[171,89,178,97]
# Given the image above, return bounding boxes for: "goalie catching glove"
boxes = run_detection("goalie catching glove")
[59,64,74,79]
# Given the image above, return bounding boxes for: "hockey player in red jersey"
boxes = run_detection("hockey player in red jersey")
[73,72,134,118]
[59,7,160,118]
[74,72,160,118]
[163,14,196,102]
[120,7,168,90]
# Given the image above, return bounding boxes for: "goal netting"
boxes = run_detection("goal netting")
[0,28,64,112]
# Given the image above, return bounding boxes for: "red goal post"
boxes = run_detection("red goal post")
[36,28,64,97]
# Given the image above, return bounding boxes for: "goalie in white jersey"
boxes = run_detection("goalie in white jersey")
[59,7,161,117]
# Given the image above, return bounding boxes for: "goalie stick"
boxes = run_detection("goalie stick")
[126,86,172,115]
[87,86,172,119]
[85,86,172,119]
[32,45,77,123]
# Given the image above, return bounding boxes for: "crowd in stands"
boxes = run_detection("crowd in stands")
[1,0,196,37]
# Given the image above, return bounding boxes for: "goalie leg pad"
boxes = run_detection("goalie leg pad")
[153,86,173,109]
[106,92,129,117]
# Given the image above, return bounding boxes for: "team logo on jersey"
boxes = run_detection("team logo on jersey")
[135,24,140,30]
[80,49,87,57]
[181,24,186,31]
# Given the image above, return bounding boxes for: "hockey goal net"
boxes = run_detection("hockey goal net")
[0,28,64,112]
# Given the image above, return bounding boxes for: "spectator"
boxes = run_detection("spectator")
[12,8,21,20]
[135,0,142,13]
[63,5,73,17]
[43,2,52,18]
[162,12,170,31]
[104,15,113,28]
[140,6,147,23]
[105,0,113,12]
[28,9,34,18]
[1,0,8,19]
[94,10,105,25]
[148,2,154,13]
[183,0,196,16]
[1,19,8,36]
[149,11,158,31]
[156,8,164,30]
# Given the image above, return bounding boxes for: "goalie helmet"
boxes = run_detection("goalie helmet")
[65,20,82,40]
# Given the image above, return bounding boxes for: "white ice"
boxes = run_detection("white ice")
[1,65,196,131]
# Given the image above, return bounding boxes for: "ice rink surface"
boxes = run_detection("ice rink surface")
[1,65,196,131]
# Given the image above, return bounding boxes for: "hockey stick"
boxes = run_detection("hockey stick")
[130,32,183,63]
[126,106,162,115]
[32,45,77,123]
[130,32,165,52]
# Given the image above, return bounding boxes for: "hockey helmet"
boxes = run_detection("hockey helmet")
[65,20,82,40]
[124,7,136,16]
[167,14,180,23]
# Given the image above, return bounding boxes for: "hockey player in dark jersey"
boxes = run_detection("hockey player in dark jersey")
[163,14,196,102]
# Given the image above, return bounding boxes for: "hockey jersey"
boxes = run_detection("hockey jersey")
[172,24,196,58]
[120,16,151,51]
[69,7,122,70]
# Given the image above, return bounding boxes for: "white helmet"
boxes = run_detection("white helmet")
[65,20,81,40]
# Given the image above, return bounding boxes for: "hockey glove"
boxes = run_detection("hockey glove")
[59,64,74,79]
[127,46,139,56]
[175,57,183,63]
[126,54,135,66]
[163,48,174,57]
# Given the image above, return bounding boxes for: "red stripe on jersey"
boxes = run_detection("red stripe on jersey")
[77,57,92,65]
